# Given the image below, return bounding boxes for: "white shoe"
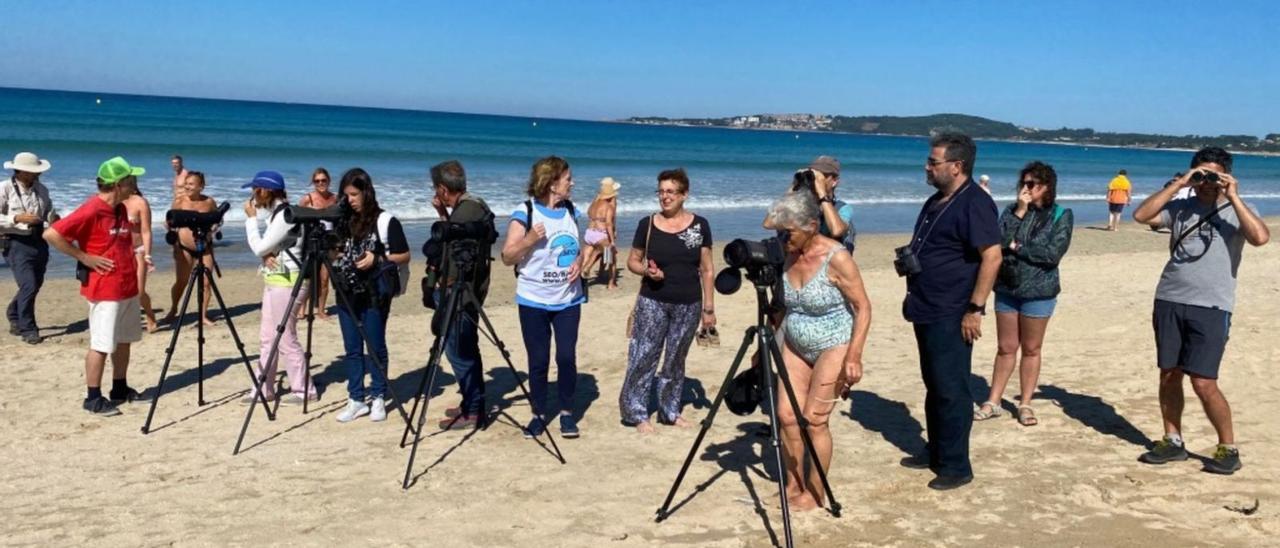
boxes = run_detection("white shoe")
[369,397,387,422]
[336,399,370,423]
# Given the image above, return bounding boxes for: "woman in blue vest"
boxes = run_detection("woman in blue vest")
[975,161,1073,427]
[501,156,585,439]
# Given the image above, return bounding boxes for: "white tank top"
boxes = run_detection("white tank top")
[516,202,584,308]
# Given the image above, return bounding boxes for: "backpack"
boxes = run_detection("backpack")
[375,211,410,298]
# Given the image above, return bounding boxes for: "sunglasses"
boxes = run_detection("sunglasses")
[313,178,329,184]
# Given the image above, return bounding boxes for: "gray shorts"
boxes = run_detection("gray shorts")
[1152,299,1231,379]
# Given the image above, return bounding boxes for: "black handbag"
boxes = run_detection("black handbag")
[725,362,764,416]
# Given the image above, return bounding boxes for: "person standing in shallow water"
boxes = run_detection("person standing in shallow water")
[618,168,715,434]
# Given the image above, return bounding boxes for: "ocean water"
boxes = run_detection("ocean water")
[3,86,1279,276]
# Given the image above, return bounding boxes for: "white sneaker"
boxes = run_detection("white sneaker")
[336,399,370,423]
[369,397,387,422]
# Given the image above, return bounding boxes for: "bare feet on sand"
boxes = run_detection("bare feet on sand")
[669,416,691,428]
[635,421,656,434]
[788,491,820,511]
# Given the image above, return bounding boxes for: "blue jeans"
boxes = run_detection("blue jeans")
[436,289,485,414]
[913,318,974,478]
[336,298,391,401]
[5,236,48,336]
[518,304,580,418]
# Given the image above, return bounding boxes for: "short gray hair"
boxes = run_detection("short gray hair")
[767,190,819,231]
[430,160,467,192]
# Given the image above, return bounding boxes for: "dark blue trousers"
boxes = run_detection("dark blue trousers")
[913,319,974,478]
[437,290,485,414]
[5,236,48,336]
[518,304,580,418]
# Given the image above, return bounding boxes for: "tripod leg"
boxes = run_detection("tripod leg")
[203,263,275,421]
[233,262,313,455]
[301,265,320,415]
[196,265,206,405]
[757,328,794,548]
[765,328,841,517]
[464,289,566,464]
[140,264,200,434]
[655,326,758,521]
[400,283,460,448]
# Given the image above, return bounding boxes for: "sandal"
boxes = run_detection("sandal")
[695,327,721,348]
[1017,405,1039,427]
[973,401,1002,421]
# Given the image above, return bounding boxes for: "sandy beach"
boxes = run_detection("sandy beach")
[2,221,1279,547]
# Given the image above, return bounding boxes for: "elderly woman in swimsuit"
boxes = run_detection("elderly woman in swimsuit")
[766,190,872,512]
[580,177,620,289]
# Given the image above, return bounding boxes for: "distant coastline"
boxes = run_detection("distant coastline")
[620,113,1280,156]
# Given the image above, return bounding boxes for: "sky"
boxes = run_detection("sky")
[6,1,1279,136]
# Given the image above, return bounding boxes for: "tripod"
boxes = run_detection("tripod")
[399,245,565,490]
[654,278,841,548]
[233,221,418,454]
[142,227,271,434]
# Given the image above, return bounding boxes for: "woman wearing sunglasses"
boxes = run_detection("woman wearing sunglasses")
[297,167,338,318]
[975,161,1073,427]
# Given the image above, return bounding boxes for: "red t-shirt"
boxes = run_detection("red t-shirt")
[50,196,139,301]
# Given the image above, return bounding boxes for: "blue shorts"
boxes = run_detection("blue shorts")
[994,293,1057,318]
[1108,203,1125,214]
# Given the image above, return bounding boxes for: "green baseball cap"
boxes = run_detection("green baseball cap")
[97,156,146,184]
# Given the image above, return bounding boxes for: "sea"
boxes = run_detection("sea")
[3,86,1279,276]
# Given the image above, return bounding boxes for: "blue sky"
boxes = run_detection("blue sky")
[7,1,1279,136]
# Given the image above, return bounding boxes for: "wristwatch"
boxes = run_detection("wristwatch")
[819,196,835,205]
[965,302,986,316]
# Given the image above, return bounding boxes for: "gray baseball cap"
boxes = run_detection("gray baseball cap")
[809,155,840,175]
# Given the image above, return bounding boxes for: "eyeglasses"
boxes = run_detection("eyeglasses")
[1021,179,1045,187]
[926,157,959,167]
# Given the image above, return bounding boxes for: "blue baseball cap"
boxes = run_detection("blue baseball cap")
[242,170,285,190]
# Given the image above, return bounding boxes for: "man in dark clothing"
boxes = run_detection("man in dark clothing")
[1,152,60,344]
[899,134,1002,490]
[429,160,496,430]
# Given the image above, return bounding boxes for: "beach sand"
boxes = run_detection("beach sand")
[2,222,1279,547]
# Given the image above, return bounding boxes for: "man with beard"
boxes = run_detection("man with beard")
[1131,147,1269,475]
[899,133,1001,490]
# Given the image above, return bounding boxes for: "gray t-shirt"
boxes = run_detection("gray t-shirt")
[1155,198,1254,312]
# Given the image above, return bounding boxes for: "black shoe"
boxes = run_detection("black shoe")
[900,454,931,470]
[927,474,973,491]
[1203,445,1242,475]
[21,332,41,345]
[1139,438,1188,465]
[83,396,122,417]
[8,324,18,336]
[109,386,151,404]
[523,416,547,439]
[559,414,580,439]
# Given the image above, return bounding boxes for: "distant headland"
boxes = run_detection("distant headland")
[621,113,1280,155]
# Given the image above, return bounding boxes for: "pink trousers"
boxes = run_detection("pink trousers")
[255,284,316,397]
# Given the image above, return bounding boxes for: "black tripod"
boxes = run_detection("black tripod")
[399,244,565,490]
[232,221,418,454]
[655,278,841,548]
[142,227,270,433]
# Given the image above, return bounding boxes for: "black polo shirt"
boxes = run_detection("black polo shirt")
[902,180,1001,324]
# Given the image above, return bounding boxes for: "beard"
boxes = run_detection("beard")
[926,172,945,189]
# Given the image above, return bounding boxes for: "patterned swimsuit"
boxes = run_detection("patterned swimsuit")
[783,248,854,363]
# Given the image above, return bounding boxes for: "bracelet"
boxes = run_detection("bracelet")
[144,254,153,260]
[702,308,715,314]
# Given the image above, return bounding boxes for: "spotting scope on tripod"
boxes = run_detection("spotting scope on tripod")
[655,236,842,548]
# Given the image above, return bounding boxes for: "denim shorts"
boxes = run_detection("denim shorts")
[994,292,1057,318]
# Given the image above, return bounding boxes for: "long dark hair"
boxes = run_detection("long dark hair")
[1019,161,1058,207]
[339,168,380,239]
